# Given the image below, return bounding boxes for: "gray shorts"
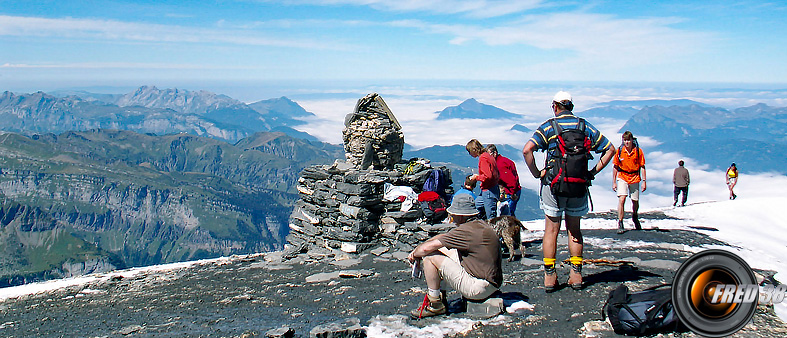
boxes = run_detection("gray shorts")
[539,185,589,218]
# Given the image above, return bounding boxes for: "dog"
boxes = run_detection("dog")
[489,215,526,261]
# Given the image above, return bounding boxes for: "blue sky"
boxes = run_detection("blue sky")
[1,0,787,92]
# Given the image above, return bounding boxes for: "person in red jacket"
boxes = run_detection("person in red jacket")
[486,144,522,217]
[466,139,499,220]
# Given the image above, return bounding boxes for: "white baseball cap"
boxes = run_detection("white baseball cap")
[553,91,572,103]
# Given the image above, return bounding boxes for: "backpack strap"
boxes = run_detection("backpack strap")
[545,118,562,170]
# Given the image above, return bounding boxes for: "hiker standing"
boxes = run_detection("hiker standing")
[486,144,522,217]
[673,160,690,207]
[726,163,738,200]
[522,91,614,292]
[466,139,500,220]
[612,131,646,234]
[407,194,503,319]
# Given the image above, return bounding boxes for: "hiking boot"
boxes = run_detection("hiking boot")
[568,262,583,290]
[632,215,642,230]
[732,194,737,200]
[410,293,446,319]
[544,265,558,293]
[616,220,625,234]
[673,201,677,207]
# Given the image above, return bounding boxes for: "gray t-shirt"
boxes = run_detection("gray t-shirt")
[439,220,503,288]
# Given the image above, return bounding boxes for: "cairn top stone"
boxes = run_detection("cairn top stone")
[342,93,404,170]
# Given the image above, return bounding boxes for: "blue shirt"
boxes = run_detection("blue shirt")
[453,187,477,200]
[529,112,612,166]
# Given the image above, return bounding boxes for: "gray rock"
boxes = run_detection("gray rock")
[310,317,366,338]
[305,271,341,283]
[465,297,504,319]
[266,326,296,338]
[370,246,389,256]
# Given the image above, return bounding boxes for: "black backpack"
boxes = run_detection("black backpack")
[544,118,593,198]
[602,284,681,336]
[417,191,448,224]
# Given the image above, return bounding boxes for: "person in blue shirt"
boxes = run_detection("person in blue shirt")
[453,175,484,216]
[522,91,615,292]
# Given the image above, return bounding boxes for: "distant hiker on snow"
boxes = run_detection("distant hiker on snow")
[522,91,614,292]
[407,194,503,319]
[486,144,522,217]
[673,160,690,207]
[466,139,500,220]
[726,163,738,200]
[612,131,646,234]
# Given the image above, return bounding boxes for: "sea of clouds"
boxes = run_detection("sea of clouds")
[289,82,785,214]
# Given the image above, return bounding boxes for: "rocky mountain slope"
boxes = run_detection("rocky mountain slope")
[0,209,783,337]
[0,129,341,287]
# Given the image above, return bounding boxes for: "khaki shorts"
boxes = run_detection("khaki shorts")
[438,250,498,300]
[616,178,640,201]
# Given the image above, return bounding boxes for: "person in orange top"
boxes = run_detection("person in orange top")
[612,131,646,234]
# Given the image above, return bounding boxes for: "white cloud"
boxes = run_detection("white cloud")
[278,0,544,18]
[395,12,711,69]
[0,15,349,50]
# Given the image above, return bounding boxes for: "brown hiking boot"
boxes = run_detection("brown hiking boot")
[568,262,583,290]
[633,214,642,230]
[410,293,446,319]
[544,264,557,293]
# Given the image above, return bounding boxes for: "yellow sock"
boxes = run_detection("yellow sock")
[569,256,583,265]
[543,258,556,267]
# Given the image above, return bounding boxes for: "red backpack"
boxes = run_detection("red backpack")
[417,191,448,224]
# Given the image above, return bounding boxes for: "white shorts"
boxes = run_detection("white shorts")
[616,178,640,201]
[438,252,498,300]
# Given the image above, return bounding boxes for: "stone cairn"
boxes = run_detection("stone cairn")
[342,93,404,170]
[286,93,453,260]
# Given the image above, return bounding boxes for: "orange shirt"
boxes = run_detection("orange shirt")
[613,147,645,184]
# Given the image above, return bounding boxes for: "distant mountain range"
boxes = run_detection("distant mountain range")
[436,98,521,120]
[0,129,342,287]
[621,103,787,174]
[579,99,709,120]
[3,86,315,143]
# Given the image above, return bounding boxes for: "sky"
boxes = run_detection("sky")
[2,0,787,92]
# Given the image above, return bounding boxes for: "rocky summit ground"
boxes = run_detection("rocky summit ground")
[0,211,786,337]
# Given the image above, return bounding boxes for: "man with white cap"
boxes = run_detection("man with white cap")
[407,194,503,319]
[522,91,615,292]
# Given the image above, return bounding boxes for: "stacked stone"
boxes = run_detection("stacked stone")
[342,93,404,170]
[286,161,454,259]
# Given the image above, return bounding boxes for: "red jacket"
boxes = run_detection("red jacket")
[477,152,500,190]
[495,155,521,195]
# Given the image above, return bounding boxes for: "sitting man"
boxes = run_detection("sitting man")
[407,194,503,319]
